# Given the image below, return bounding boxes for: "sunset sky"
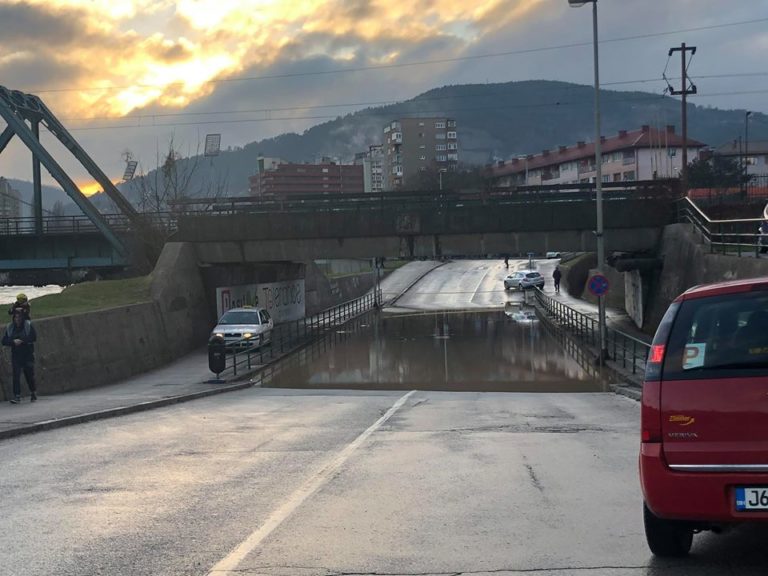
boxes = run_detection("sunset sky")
[1,0,767,194]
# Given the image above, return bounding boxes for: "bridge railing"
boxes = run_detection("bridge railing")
[0,180,679,237]
[170,180,679,215]
[214,290,381,378]
[677,197,765,257]
[534,288,651,376]
[0,212,176,236]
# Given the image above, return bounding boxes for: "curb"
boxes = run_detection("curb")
[0,380,256,441]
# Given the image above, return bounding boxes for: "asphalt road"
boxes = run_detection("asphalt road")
[2,387,767,576]
[391,259,527,311]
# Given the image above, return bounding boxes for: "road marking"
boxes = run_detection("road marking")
[206,389,417,575]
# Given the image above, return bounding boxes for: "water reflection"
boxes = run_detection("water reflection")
[266,310,606,393]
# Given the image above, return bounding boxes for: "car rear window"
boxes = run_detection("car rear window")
[219,311,260,325]
[662,290,768,380]
[526,273,541,279]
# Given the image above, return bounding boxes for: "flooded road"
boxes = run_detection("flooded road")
[266,308,605,392]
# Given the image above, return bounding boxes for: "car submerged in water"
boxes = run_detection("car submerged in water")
[211,307,274,349]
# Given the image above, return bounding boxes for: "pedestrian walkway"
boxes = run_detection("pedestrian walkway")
[0,261,444,440]
[535,259,651,343]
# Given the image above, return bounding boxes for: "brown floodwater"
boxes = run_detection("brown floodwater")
[263,308,606,392]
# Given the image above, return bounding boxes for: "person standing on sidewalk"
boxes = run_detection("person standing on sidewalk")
[2,312,37,404]
[553,266,562,294]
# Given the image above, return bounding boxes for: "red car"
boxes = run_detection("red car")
[640,277,768,556]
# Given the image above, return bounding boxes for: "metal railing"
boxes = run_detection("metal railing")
[677,196,765,257]
[214,290,380,378]
[0,180,679,238]
[534,289,651,375]
[0,212,175,237]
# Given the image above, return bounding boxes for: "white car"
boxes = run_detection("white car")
[546,251,562,259]
[211,307,274,349]
[504,270,545,290]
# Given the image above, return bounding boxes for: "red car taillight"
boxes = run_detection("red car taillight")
[642,302,680,443]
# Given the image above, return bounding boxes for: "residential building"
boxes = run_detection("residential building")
[249,161,364,196]
[382,117,458,190]
[486,125,706,187]
[0,177,21,218]
[713,140,768,178]
[354,145,384,193]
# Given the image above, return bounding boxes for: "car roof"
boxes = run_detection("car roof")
[677,276,768,301]
[222,307,265,313]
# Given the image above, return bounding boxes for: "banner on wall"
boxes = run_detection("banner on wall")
[216,280,305,323]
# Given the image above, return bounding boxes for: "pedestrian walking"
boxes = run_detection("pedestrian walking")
[2,312,37,404]
[553,266,562,294]
[504,255,509,269]
[7,293,31,320]
[759,220,768,255]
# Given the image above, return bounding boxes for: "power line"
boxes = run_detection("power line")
[57,88,768,133]
[54,71,768,123]
[31,16,768,95]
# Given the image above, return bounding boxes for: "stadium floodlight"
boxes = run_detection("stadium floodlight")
[204,133,222,157]
[122,160,138,181]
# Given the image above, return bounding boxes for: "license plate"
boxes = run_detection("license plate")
[735,487,768,511]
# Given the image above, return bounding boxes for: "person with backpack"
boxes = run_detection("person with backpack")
[2,311,37,404]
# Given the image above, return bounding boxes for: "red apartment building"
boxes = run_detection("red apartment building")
[249,162,365,196]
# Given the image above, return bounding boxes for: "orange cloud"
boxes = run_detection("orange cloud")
[1,0,544,118]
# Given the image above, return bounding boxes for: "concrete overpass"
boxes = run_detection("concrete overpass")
[171,182,678,263]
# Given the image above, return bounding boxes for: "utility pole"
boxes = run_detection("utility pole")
[667,43,697,193]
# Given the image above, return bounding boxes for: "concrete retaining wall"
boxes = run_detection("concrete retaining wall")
[645,223,768,329]
[1,242,211,399]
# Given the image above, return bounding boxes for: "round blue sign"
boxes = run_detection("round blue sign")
[588,274,610,297]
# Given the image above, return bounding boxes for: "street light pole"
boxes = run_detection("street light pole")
[745,111,753,186]
[569,0,607,361]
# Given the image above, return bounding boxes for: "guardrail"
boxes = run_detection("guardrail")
[677,197,766,257]
[213,290,380,378]
[534,289,650,375]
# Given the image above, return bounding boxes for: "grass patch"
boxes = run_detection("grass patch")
[8,276,153,320]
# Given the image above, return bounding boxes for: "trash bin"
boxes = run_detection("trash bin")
[208,335,227,375]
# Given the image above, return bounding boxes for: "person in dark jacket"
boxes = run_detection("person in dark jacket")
[553,266,562,294]
[8,293,31,320]
[2,312,37,404]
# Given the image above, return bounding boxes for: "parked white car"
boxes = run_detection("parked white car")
[211,307,274,349]
[504,270,545,290]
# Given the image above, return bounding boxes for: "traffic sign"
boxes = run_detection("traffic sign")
[588,274,610,297]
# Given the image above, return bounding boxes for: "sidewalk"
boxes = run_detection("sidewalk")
[0,261,443,440]
[534,259,651,343]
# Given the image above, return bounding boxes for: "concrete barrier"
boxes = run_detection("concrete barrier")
[645,223,768,329]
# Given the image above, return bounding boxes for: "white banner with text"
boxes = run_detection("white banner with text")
[216,280,305,323]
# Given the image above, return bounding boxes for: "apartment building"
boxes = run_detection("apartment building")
[382,117,458,190]
[354,144,384,193]
[487,125,706,187]
[249,161,364,196]
[713,140,768,178]
[0,177,21,218]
